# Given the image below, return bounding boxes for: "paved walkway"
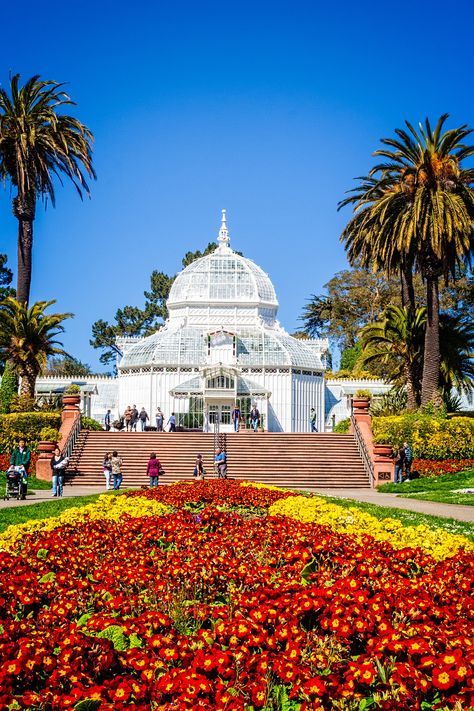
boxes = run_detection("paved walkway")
[312,488,474,524]
[1,485,474,525]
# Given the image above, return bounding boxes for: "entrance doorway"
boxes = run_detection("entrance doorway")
[207,404,232,432]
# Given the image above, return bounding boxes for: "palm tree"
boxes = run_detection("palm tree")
[360,306,474,409]
[0,74,95,305]
[359,305,425,409]
[0,297,72,399]
[340,115,474,404]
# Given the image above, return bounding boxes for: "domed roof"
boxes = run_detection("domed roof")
[167,211,278,312]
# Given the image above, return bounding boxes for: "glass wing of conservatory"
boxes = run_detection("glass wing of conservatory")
[120,328,207,368]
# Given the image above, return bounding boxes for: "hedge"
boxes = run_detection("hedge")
[373,413,474,460]
[0,412,61,454]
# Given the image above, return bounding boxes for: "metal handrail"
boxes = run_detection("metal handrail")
[62,415,82,462]
[351,415,375,487]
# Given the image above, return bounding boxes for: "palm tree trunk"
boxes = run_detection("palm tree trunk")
[400,259,415,311]
[421,276,442,405]
[13,193,36,306]
[19,364,37,400]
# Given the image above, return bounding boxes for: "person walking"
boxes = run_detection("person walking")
[214,447,227,479]
[404,442,413,481]
[394,445,405,484]
[104,409,112,431]
[131,405,139,432]
[231,404,241,432]
[50,446,68,497]
[139,407,149,431]
[102,452,112,490]
[146,452,161,488]
[249,406,260,433]
[167,412,176,432]
[111,450,123,490]
[123,406,132,432]
[155,407,164,432]
[10,438,31,499]
[310,407,317,432]
[193,453,205,480]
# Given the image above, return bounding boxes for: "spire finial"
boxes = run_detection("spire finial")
[217,208,231,248]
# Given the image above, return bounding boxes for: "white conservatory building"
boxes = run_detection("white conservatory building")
[116,212,329,432]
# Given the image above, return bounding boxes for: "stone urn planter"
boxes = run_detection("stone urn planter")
[38,440,56,456]
[373,444,393,458]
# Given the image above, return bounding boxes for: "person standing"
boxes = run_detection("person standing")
[146,452,161,488]
[394,445,405,484]
[155,407,164,432]
[10,438,31,499]
[139,407,149,431]
[167,412,176,432]
[131,405,139,432]
[194,453,205,479]
[404,442,413,481]
[50,446,68,497]
[124,406,132,432]
[310,407,317,432]
[111,450,123,490]
[104,409,112,431]
[249,406,260,432]
[231,404,241,432]
[214,447,227,478]
[103,452,112,490]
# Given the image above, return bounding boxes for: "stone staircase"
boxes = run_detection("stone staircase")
[66,431,370,489]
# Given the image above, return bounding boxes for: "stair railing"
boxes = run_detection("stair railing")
[351,415,374,487]
[63,415,82,462]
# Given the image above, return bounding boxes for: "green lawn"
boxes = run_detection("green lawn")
[377,469,474,506]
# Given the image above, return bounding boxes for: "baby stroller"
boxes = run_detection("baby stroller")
[4,465,27,500]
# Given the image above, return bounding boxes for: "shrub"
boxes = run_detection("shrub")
[333,418,350,433]
[65,383,81,394]
[81,415,102,431]
[0,364,18,414]
[355,389,372,399]
[373,413,474,459]
[0,412,61,454]
[39,426,60,442]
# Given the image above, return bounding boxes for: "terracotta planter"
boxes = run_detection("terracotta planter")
[374,444,393,458]
[38,440,56,456]
[62,393,81,409]
[352,398,370,412]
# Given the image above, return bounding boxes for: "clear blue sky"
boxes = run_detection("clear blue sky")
[1,0,473,370]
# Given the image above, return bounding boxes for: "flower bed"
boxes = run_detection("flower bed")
[413,458,474,478]
[1,481,473,709]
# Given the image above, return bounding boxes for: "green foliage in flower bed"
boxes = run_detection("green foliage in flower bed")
[0,412,61,453]
[373,413,474,459]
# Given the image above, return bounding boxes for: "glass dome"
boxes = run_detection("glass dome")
[167,212,278,321]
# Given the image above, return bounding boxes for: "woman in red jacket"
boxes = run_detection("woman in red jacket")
[146,452,162,488]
